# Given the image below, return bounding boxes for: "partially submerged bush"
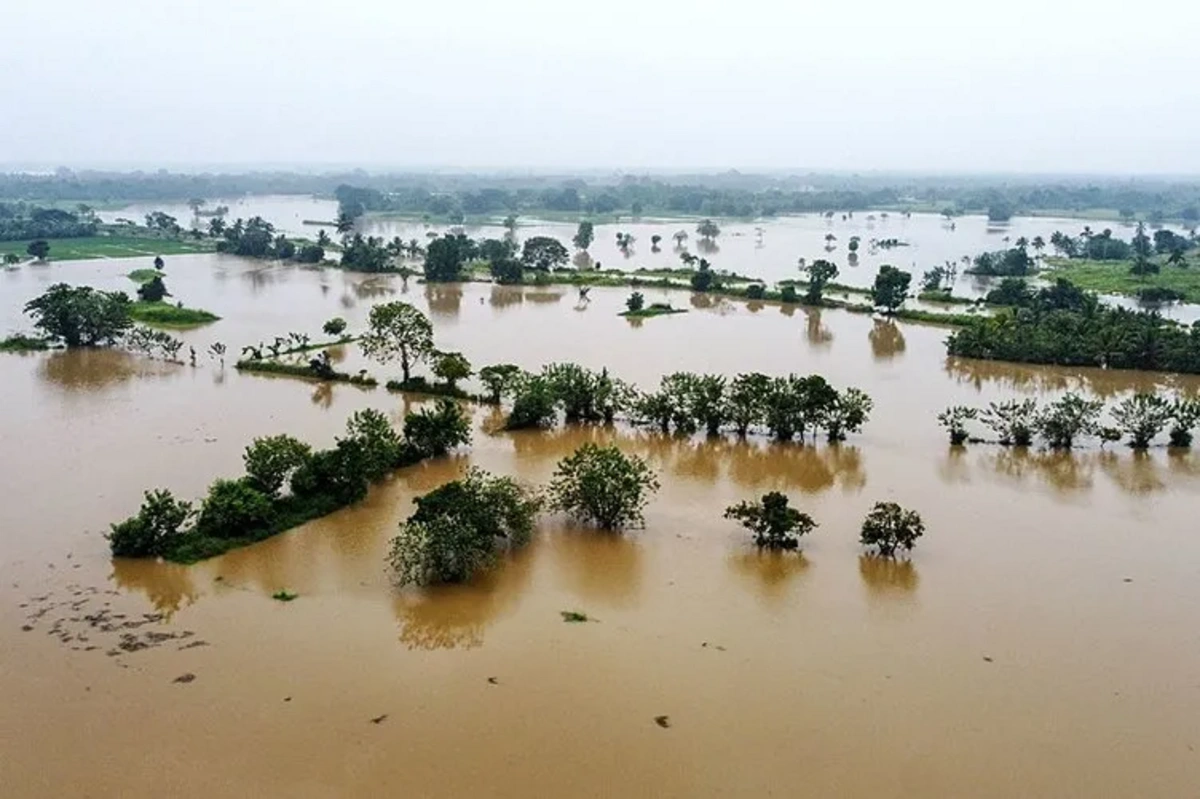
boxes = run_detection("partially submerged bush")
[937,405,978,445]
[980,399,1037,446]
[243,434,312,497]
[388,468,543,586]
[860,502,925,558]
[1035,393,1103,449]
[1169,397,1200,448]
[344,408,404,479]
[724,492,816,550]
[506,375,559,429]
[322,317,347,336]
[195,479,276,540]
[108,489,193,557]
[403,399,471,457]
[479,363,524,404]
[548,443,659,530]
[1111,392,1172,449]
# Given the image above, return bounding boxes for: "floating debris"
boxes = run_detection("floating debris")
[173,673,196,684]
[654,715,671,728]
[560,611,589,623]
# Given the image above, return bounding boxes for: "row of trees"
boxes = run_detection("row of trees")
[211,216,324,263]
[388,443,925,588]
[0,204,97,241]
[947,280,1200,374]
[938,391,1200,449]
[109,402,471,561]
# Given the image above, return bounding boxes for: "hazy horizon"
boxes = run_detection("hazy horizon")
[5,0,1199,175]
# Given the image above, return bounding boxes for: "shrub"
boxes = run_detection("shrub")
[822,387,873,442]
[479,363,524,404]
[195,479,276,539]
[403,399,471,457]
[937,405,978,445]
[724,492,816,550]
[745,284,766,300]
[780,284,799,303]
[431,350,472,387]
[548,443,659,530]
[290,440,370,507]
[1169,398,1200,447]
[108,490,193,557]
[344,408,404,479]
[1035,393,1103,449]
[506,376,559,429]
[860,502,925,557]
[626,292,645,312]
[243,434,312,497]
[388,468,543,585]
[136,276,169,302]
[322,317,347,336]
[980,399,1037,446]
[1111,392,1172,449]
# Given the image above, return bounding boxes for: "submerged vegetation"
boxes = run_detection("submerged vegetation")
[724,492,816,550]
[547,443,660,531]
[109,404,472,562]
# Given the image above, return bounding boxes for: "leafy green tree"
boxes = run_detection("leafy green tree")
[651,234,663,251]
[1167,249,1188,268]
[987,203,1014,222]
[521,236,570,271]
[506,376,559,429]
[490,258,524,284]
[688,374,728,436]
[289,439,370,507]
[27,239,50,260]
[548,443,659,530]
[980,399,1038,446]
[673,230,688,248]
[724,492,816,550]
[726,372,769,436]
[195,479,276,539]
[479,363,524,404]
[573,221,595,251]
[431,350,472,387]
[937,405,978,445]
[388,468,543,586]
[335,212,355,234]
[359,301,433,382]
[745,284,766,300]
[403,399,471,458]
[243,434,312,497]
[108,490,193,557]
[1111,392,1172,449]
[860,502,925,558]
[3,253,20,265]
[478,237,517,263]
[690,258,718,292]
[323,317,347,337]
[780,284,799,303]
[1035,393,1103,449]
[804,259,839,303]
[344,408,404,479]
[626,292,645,313]
[24,283,132,347]
[821,387,873,441]
[870,266,911,314]
[423,233,477,281]
[207,218,226,238]
[1169,397,1200,447]
[696,219,721,240]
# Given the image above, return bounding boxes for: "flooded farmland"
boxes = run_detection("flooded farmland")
[2,253,1200,797]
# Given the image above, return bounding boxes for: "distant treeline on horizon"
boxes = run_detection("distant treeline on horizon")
[2,169,1199,222]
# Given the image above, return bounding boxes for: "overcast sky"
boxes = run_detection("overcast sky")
[3,0,1199,174]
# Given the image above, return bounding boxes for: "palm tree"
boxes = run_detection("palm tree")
[1014,236,1029,250]
[335,213,355,235]
[316,229,331,247]
[1031,236,1045,257]
[1168,249,1188,268]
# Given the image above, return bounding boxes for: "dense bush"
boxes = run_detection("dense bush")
[108,490,193,557]
[195,479,276,539]
[244,434,312,497]
[402,399,471,457]
[548,443,659,530]
[860,502,925,558]
[24,283,133,347]
[388,468,543,586]
[724,492,816,550]
[322,317,347,336]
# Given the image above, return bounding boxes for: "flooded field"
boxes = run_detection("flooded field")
[3,255,1200,797]
[100,194,1194,305]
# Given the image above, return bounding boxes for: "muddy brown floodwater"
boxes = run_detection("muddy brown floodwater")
[2,255,1200,797]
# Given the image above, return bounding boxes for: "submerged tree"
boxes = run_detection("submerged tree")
[1035,393,1103,449]
[1111,392,1172,449]
[403,399,471,458]
[859,502,925,558]
[1169,397,1200,447]
[107,489,193,558]
[572,221,594,251]
[980,399,1038,446]
[359,301,433,382]
[803,259,839,304]
[431,350,472,388]
[548,443,659,530]
[937,405,978,445]
[724,492,816,550]
[24,283,133,347]
[243,434,312,498]
[478,363,524,404]
[871,266,911,314]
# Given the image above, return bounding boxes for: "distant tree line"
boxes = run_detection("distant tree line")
[0,203,97,241]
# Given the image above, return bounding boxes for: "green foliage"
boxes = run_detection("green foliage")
[822,387,874,442]
[804,259,839,303]
[431,350,472,387]
[0,334,52,352]
[24,283,133,346]
[296,243,325,263]
[860,502,925,558]
[388,468,542,586]
[339,233,393,272]
[108,490,193,558]
[626,292,645,312]
[985,277,1035,307]
[573,221,595,251]
[689,374,729,436]
[870,266,911,313]
[27,239,50,259]
[745,284,766,300]
[344,408,404,479]
[403,399,471,458]
[521,236,570,271]
[560,611,589,623]
[359,301,433,382]
[724,492,816,550]
[1169,398,1200,447]
[506,375,559,429]
[726,372,769,436]
[322,317,347,336]
[762,374,838,442]
[690,259,718,292]
[272,590,298,602]
[244,434,312,497]
[424,233,477,281]
[136,275,170,302]
[1035,393,1103,449]
[123,325,184,361]
[969,248,1035,277]
[780,284,799,303]
[290,439,371,507]
[980,399,1038,446]
[937,406,978,445]
[479,363,524,403]
[1111,392,1172,449]
[490,257,524,284]
[548,443,660,531]
[195,479,276,540]
[696,219,721,239]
